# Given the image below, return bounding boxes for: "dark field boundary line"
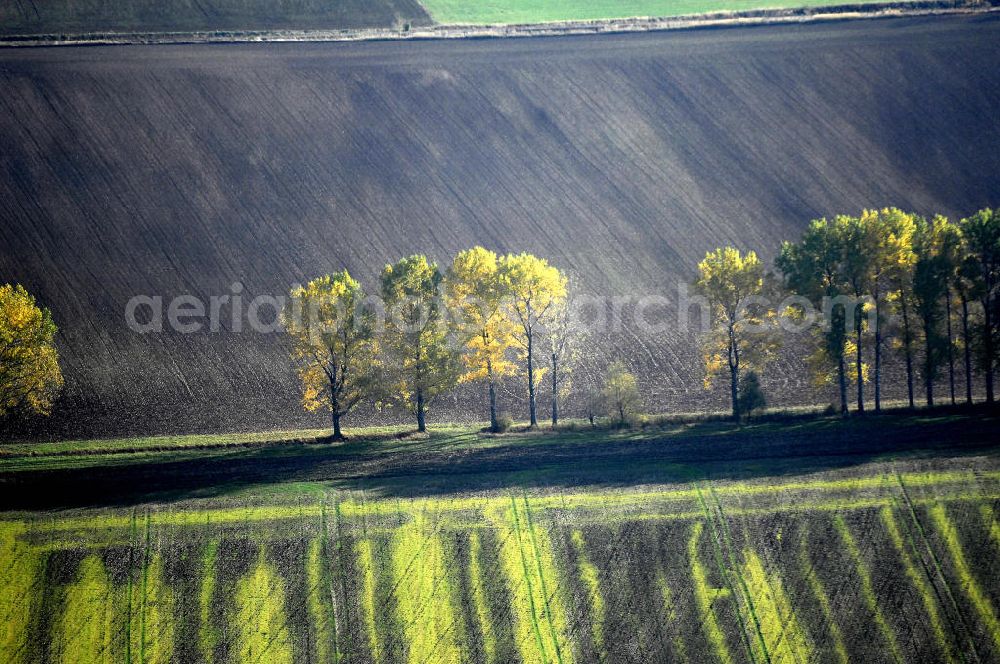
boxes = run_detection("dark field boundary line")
[1,0,996,46]
[0,409,997,512]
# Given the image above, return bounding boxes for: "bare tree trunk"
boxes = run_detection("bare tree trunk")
[330,370,344,441]
[332,410,343,441]
[962,296,973,404]
[855,314,865,414]
[924,316,934,408]
[416,388,426,433]
[487,360,499,433]
[874,301,882,413]
[985,294,995,403]
[838,355,848,415]
[728,327,739,422]
[946,291,956,405]
[527,332,537,428]
[551,353,558,428]
[902,299,915,408]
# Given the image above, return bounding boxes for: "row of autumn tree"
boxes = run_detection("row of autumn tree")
[283,247,575,439]
[700,207,1000,420]
[3,207,996,432]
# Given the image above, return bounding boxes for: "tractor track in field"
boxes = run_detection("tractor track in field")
[1,413,997,511]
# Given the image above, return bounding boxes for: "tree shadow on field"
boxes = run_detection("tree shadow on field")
[1,410,999,511]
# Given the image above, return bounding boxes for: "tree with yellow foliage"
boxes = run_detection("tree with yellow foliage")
[445,247,517,433]
[694,247,778,421]
[283,272,380,441]
[858,208,917,412]
[380,255,460,433]
[0,283,63,418]
[500,252,568,428]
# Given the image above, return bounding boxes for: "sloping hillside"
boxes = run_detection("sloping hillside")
[2,15,1000,437]
[0,0,430,36]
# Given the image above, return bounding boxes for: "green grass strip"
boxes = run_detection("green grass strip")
[740,550,811,664]
[881,506,958,664]
[695,489,756,664]
[307,538,335,664]
[930,504,1000,655]
[124,509,136,664]
[390,511,463,664]
[199,540,220,663]
[0,521,44,664]
[468,532,498,664]
[357,538,382,664]
[501,495,549,664]
[982,505,1000,552]
[704,486,770,664]
[234,548,293,664]
[521,495,569,664]
[134,554,174,664]
[53,554,125,663]
[688,520,734,664]
[319,499,342,663]
[894,471,979,662]
[570,530,606,660]
[798,535,848,664]
[332,499,352,657]
[135,511,150,664]
[833,515,903,663]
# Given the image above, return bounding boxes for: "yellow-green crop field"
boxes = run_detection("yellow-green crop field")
[3,464,1000,663]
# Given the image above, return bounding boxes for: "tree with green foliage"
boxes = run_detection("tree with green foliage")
[838,213,878,413]
[695,247,778,421]
[0,283,63,419]
[960,208,1000,403]
[954,250,983,404]
[445,247,517,433]
[737,370,766,422]
[380,255,461,433]
[777,218,850,415]
[283,272,381,440]
[602,361,639,426]
[912,215,953,407]
[500,252,568,428]
[937,219,965,405]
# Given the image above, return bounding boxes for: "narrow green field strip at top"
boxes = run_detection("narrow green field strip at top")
[0,428,331,458]
[417,0,891,25]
